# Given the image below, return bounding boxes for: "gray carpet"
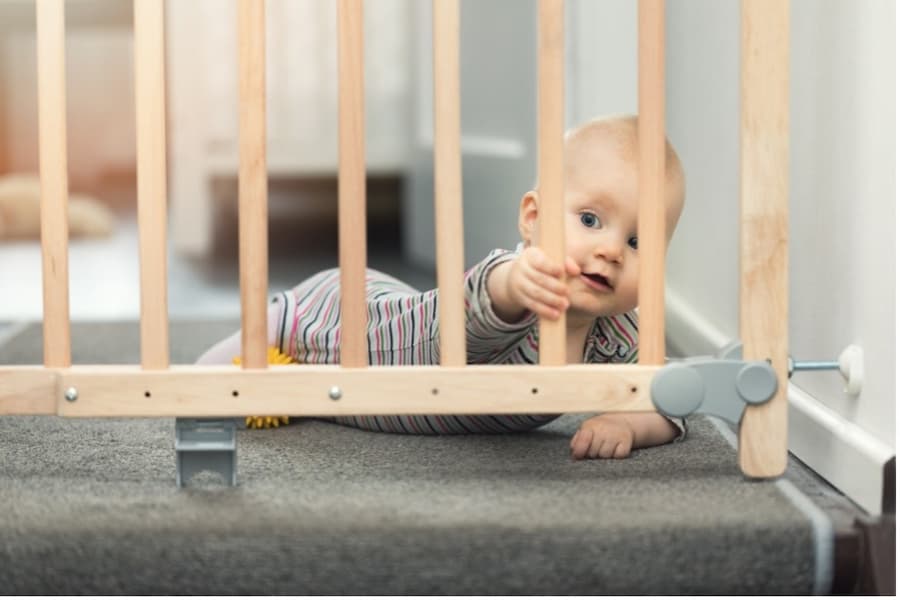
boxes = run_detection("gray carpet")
[0,321,831,594]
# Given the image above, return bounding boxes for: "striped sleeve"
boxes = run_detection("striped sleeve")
[463,248,537,364]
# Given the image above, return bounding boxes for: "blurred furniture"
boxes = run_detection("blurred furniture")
[166,0,413,256]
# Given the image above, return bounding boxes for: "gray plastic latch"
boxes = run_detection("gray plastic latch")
[651,352,778,427]
[175,418,237,487]
[715,340,744,361]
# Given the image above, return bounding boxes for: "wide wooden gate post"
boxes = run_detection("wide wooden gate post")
[637,0,667,366]
[738,0,790,477]
[433,0,466,367]
[36,0,71,369]
[134,0,170,370]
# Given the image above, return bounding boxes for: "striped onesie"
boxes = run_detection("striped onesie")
[270,247,662,435]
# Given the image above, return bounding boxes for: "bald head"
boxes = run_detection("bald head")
[560,114,686,241]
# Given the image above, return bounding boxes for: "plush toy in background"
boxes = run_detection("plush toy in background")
[0,173,115,239]
[233,346,295,429]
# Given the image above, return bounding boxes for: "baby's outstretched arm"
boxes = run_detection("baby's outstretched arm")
[487,246,580,323]
[570,412,681,460]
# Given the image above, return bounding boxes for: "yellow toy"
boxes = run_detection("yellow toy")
[233,346,295,429]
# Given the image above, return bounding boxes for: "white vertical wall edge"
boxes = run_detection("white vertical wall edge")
[666,286,894,515]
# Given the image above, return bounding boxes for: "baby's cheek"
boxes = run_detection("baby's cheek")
[617,284,639,309]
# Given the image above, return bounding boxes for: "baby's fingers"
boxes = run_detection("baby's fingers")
[521,284,568,320]
[597,437,621,459]
[570,428,594,460]
[522,246,564,278]
[525,265,569,298]
[525,271,569,309]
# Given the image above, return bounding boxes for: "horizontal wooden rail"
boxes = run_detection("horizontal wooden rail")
[0,367,58,415]
[0,365,660,417]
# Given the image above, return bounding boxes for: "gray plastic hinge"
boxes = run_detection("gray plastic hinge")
[650,342,777,426]
[175,418,238,487]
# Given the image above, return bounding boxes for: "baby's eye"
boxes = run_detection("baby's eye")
[628,236,639,250]
[579,212,600,228]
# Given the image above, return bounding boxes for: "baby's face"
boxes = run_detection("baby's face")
[522,130,683,326]
[561,143,642,322]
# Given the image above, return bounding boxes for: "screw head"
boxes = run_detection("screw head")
[328,386,342,401]
[64,387,78,402]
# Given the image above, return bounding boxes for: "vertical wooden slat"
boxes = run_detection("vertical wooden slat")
[134,0,170,369]
[537,0,566,366]
[433,0,465,367]
[739,0,789,478]
[637,0,666,366]
[36,0,71,368]
[337,0,368,368]
[238,0,269,369]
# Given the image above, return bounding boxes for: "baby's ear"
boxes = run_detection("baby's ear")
[518,191,539,246]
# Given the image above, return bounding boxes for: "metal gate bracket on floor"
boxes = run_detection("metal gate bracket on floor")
[175,418,237,487]
[650,341,777,427]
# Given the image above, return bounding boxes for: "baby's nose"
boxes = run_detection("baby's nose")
[593,235,624,262]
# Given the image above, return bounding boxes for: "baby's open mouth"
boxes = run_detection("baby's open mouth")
[581,272,613,290]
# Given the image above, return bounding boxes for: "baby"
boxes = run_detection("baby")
[198,114,686,460]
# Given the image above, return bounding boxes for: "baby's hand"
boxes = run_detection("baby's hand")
[506,247,580,320]
[570,415,634,459]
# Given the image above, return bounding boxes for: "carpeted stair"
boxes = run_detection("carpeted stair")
[0,321,833,594]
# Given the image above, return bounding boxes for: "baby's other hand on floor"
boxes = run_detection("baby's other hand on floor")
[507,247,580,321]
[570,414,634,460]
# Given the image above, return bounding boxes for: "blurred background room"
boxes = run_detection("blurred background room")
[0,0,662,323]
[0,0,428,322]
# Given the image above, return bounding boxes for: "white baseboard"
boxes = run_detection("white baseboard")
[665,286,894,515]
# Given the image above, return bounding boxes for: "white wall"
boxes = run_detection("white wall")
[660,1,741,341]
[667,0,896,440]
[665,0,895,512]
[567,0,637,127]
[572,0,895,513]
[405,0,537,269]
[787,0,894,439]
